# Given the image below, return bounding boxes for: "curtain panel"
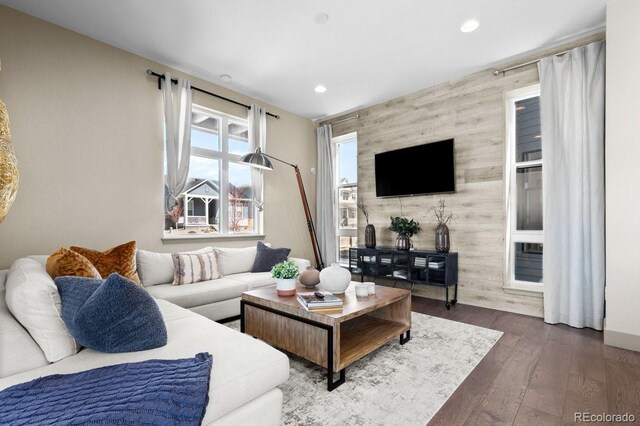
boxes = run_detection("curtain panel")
[539,41,606,329]
[248,104,267,213]
[163,73,192,211]
[316,124,337,264]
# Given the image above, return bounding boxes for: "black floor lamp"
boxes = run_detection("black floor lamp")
[240,148,325,270]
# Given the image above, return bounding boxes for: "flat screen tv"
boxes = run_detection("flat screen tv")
[375,139,455,197]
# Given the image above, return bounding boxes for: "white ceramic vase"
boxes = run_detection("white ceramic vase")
[319,263,351,294]
[276,278,296,297]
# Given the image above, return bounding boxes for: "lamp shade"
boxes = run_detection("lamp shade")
[239,148,273,170]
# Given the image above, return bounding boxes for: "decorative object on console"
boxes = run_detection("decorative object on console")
[55,273,167,353]
[0,58,19,224]
[271,260,300,296]
[71,241,140,284]
[357,199,376,248]
[389,216,421,251]
[318,262,351,294]
[251,241,291,272]
[299,267,321,289]
[240,147,324,269]
[171,250,222,285]
[46,248,101,280]
[428,199,455,253]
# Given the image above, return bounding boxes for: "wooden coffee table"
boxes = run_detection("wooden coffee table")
[240,283,411,391]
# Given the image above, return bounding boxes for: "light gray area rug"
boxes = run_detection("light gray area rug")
[226,312,502,426]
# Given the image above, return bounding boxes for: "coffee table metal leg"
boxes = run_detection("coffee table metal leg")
[240,300,245,333]
[327,368,346,391]
[400,330,411,345]
[326,323,345,391]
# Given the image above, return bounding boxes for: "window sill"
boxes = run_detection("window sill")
[503,282,544,298]
[162,234,265,244]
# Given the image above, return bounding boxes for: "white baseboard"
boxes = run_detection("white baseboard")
[604,329,640,352]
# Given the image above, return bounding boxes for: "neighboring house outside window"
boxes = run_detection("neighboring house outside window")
[164,105,259,237]
[333,132,358,265]
[505,84,544,292]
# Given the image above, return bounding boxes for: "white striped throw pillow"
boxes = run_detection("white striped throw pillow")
[171,251,222,285]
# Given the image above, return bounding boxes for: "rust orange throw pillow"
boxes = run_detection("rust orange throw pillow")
[46,248,102,279]
[71,241,141,284]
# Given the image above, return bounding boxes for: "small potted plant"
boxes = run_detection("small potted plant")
[389,216,421,251]
[271,260,300,296]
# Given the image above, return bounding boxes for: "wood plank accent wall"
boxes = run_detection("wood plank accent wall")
[322,34,604,317]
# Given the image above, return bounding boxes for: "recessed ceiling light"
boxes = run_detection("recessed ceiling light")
[315,13,329,24]
[534,134,542,139]
[314,85,327,93]
[460,19,480,33]
[220,74,232,84]
[516,105,526,111]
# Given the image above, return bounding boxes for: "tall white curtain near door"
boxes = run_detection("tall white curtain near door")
[163,73,192,211]
[248,104,266,213]
[539,41,605,330]
[316,124,337,265]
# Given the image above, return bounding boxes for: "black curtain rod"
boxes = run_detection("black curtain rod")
[146,70,280,119]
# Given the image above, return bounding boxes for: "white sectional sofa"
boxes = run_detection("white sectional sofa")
[137,245,310,321]
[0,245,311,424]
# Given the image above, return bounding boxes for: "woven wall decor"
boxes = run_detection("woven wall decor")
[0,58,19,223]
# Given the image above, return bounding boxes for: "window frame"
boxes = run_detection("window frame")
[504,84,544,294]
[163,104,262,240]
[333,132,358,265]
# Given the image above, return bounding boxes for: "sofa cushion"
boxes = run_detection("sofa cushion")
[0,300,290,425]
[137,247,213,287]
[56,274,167,353]
[172,251,222,285]
[45,248,101,280]
[251,241,291,273]
[0,271,49,379]
[227,272,276,290]
[71,241,140,284]
[144,278,247,309]
[216,244,269,276]
[5,258,80,362]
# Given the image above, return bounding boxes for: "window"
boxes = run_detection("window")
[164,105,259,237]
[505,85,543,291]
[334,133,358,265]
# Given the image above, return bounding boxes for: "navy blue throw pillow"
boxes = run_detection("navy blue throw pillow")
[251,241,291,273]
[55,276,103,327]
[55,273,167,353]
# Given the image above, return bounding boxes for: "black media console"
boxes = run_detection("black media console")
[348,247,458,309]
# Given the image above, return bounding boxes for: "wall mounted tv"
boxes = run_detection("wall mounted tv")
[375,139,455,197]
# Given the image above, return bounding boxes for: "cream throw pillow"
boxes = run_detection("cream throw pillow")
[136,247,213,286]
[215,243,270,276]
[5,258,80,362]
[171,251,222,285]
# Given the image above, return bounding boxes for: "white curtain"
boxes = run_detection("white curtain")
[539,41,605,330]
[248,104,267,212]
[163,72,192,210]
[316,124,337,265]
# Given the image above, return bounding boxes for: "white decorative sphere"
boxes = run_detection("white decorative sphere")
[318,263,351,294]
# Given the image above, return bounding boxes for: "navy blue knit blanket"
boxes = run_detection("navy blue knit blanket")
[0,353,213,425]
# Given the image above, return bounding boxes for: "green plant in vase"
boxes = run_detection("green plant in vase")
[271,260,300,296]
[389,216,421,251]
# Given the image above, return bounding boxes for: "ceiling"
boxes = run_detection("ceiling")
[0,0,606,119]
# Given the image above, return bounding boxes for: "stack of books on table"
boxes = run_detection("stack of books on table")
[297,291,343,313]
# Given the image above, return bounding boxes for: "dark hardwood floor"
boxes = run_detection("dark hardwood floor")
[410,296,640,426]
